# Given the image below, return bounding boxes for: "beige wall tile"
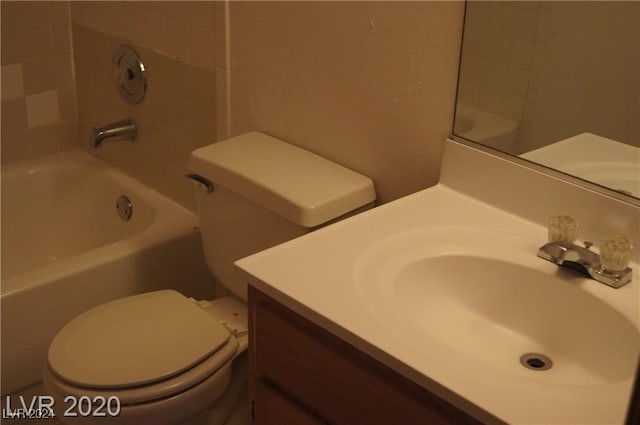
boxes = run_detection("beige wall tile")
[1,2,21,30]
[215,67,229,129]
[22,59,58,95]
[27,123,63,158]
[144,2,168,17]
[20,26,54,63]
[26,90,61,128]
[166,17,192,62]
[57,87,77,121]
[59,120,79,150]
[1,2,75,165]
[216,124,230,141]
[52,23,72,56]
[1,28,22,65]
[190,2,216,30]
[71,24,218,210]
[165,2,192,22]
[145,8,170,53]
[190,27,216,70]
[70,2,216,72]
[49,1,70,24]
[214,7,227,69]
[1,64,25,100]
[1,98,28,134]
[53,55,75,88]
[122,3,149,46]
[188,67,217,145]
[14,1,52,27]
[1,132,29,165]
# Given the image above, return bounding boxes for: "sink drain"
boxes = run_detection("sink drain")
[520,353,553,371]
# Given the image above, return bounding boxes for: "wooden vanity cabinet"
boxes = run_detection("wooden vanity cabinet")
[248,286,485,425]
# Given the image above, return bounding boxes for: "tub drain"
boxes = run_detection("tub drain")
[519,353,553,371]
[116,195,133,221]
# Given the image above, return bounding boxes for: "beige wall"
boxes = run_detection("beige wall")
[228,1,464,203]
[70,1,225,211]
[1,1,77,165]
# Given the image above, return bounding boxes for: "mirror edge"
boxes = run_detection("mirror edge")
[450,135,640,208]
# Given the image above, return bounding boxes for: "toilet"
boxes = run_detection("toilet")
[43,132,376,425]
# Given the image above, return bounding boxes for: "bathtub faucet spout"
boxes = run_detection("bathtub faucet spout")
[91,119,137,148]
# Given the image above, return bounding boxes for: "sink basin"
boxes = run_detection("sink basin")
[237,142,640,424]
[355,226,640,387]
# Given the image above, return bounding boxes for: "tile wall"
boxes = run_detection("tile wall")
[459,1,639,152]
[1,1,77,165]
[458,2,538,125]
[518,1,639,151]
[70,1,227,211]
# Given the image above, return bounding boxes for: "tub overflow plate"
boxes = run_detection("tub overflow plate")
[116,195,133,221]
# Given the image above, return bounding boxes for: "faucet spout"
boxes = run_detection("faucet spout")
[91,119,137,148]
[538,241,598,266]
[537,240,632,288]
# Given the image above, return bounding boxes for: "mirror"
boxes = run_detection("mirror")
[454,1,640,199]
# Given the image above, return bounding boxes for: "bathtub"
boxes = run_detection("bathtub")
[1,149,215,395]
[453,104,519,153]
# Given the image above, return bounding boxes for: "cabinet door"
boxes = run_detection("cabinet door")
[249,287,487,425]
[254,381,327,425]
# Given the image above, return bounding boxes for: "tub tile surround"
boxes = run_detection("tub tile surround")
[0,1,77,165]
[71,0,227,212]
[3,1,227,210]
[72,24,216,210]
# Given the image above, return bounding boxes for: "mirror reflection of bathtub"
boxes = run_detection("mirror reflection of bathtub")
[454,104,518,153]
[0,149,214,396]
[520,133,640,198]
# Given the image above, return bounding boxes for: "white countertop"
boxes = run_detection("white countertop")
[236,183,639,425]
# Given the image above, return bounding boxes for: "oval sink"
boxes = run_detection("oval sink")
[355,226,640,387]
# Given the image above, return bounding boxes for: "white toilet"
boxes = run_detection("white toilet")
[43,132,375,425]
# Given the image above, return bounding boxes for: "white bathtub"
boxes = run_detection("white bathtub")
[1,149,214,395]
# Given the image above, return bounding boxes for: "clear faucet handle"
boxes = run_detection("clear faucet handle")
[599,234,633,272]
[548,215,578,243]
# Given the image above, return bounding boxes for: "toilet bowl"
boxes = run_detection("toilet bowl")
[44,291,248,425]
[43,132,376,424]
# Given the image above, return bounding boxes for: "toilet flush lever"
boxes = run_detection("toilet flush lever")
[185,174,214,193]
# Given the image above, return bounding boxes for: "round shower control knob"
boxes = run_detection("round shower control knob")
[112,45,146,105]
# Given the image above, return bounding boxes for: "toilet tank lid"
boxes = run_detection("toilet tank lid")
[187,132,376,227]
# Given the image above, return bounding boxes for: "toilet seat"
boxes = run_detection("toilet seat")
[46,290,240,404]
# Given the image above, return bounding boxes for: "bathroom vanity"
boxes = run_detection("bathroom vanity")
[248,286,484,425]
[237,139,639,425]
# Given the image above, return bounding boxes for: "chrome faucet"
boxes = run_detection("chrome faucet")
[91,119,137,148]
[538,216,633,288]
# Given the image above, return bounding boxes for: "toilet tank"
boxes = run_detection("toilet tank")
[186,132,376,300]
